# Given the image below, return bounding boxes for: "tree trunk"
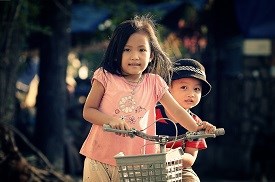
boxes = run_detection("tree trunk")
[0,0,24,124]
[0,1,72,181]
[34,0,71,171]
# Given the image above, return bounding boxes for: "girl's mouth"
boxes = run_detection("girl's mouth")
[129,63,140,66]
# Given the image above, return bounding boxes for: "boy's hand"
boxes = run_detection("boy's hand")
[197,121,216,134]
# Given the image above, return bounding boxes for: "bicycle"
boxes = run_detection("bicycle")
[103,124,225,182]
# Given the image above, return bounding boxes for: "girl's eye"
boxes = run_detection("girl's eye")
[123,48,130,52]
[140,48,146,52]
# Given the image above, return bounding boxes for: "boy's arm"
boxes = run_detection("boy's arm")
[182,147,198,168]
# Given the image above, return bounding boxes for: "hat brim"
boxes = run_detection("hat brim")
[172,72,211,97]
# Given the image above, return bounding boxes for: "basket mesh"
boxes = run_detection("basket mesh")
[115,148,183,182]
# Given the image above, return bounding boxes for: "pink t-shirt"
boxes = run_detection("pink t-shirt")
[80,68,169,166]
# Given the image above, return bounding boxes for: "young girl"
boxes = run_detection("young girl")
[80,15,205,182]
[156,58,216,181]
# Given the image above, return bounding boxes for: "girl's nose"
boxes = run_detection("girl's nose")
[131,52,139,60]
[131,57,139,60]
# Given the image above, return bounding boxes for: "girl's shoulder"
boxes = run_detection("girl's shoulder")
[93,67,104,76]
[145,73,161,78]
[144,73,168,87]
[93,68,123,87]
[94,67,107,75]
[94,68,120,79]
[144,73,165,82]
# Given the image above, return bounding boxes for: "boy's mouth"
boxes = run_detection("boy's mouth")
[185,99,194,103]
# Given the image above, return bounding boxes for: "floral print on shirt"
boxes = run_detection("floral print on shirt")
[116,94,146,125]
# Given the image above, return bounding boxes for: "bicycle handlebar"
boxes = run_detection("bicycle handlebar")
[103,124,225,144]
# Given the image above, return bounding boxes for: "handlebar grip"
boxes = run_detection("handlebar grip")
[196,128,225,136]
[185,128,225,140]
[215,128,225,136]
[103,124,111,131]
[102,124,132,135]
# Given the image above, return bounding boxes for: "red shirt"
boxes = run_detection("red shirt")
[156,104,207,150]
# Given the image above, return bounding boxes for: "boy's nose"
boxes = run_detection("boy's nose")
[187,91,195,97]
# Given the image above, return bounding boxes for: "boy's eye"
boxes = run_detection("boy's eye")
[180,86,187,90]
[140,48,146,52]
[195,87,201,92]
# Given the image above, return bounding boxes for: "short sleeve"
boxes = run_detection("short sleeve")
[92,68,108,88]
[154,74,169,102]
[185,139,207,150]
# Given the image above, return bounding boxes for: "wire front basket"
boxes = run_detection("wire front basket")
[115,148,184,182]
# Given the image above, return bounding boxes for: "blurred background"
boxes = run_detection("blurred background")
[1,0,275,181]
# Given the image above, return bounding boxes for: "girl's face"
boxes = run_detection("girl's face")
[121,31,152,81]
[169,77,202,109]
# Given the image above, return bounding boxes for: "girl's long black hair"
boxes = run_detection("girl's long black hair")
[99,14,172,84]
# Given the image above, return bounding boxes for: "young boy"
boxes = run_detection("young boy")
[156,58,215,181]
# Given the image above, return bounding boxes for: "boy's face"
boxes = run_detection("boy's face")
[169,77,202,110]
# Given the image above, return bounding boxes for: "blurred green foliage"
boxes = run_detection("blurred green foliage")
[72,0,176,76]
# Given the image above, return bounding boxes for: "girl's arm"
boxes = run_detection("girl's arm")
[159,90,201,131]
[83,79,129,130]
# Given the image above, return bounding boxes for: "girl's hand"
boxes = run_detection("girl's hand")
[107,119,130,137]
[197,121,216,134]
